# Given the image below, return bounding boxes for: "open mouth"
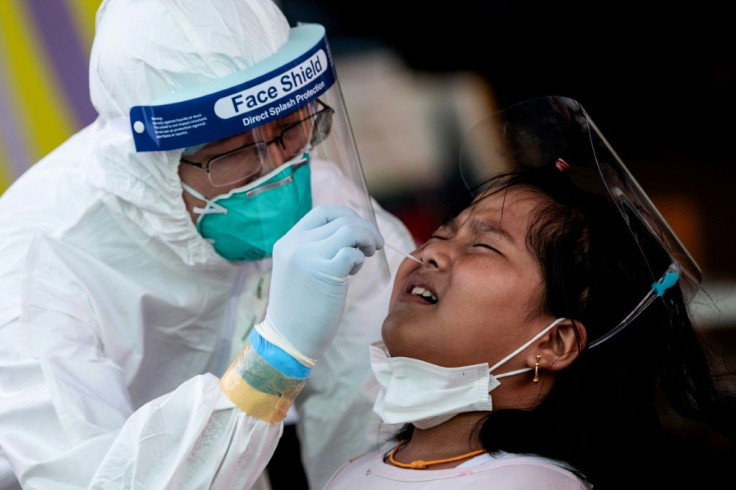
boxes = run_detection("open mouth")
[410,286,438,304]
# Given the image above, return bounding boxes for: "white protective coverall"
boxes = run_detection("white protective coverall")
[0,0,415,488]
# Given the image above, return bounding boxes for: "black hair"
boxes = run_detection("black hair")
[395,166,736,488]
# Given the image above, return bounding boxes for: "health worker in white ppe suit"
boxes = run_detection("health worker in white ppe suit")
[0,0,415,489]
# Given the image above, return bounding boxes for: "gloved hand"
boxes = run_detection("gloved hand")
[262,204,384,364]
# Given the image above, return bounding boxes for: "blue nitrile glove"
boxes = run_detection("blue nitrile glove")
[262,204,384,364]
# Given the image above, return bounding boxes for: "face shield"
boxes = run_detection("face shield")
[128,23,390,294]
[457,96,702,348]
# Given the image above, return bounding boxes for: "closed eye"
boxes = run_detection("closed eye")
[474,243,501,254]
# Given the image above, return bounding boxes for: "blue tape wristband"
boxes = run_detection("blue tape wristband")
[249,330,312,379]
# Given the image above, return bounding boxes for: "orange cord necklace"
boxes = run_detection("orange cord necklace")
[387,440,487,469]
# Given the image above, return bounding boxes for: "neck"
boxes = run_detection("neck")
[392,412,487,470]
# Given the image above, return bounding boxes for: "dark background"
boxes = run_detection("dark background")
[281,0,736,280]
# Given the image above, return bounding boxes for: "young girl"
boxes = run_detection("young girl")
[323,96,736,489]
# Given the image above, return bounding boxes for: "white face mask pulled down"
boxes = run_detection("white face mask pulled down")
[370,318,567,429]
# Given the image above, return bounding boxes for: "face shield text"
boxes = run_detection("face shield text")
[214,50,329,120]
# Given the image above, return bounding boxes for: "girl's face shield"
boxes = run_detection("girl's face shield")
[457,95,701,311]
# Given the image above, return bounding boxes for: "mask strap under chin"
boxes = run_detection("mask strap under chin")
[180,182,227,216]
[587,262,680,349]
[490,317,567,377]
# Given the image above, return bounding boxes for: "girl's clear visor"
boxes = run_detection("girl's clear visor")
[457,96,702,347]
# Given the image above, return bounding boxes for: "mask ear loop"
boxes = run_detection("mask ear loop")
[181,182,227,216]
[587,262,680,349]
[491,318,567,378]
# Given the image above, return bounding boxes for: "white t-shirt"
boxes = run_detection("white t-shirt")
[325,446,592,489]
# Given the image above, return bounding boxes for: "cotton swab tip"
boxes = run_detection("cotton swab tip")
[384,242,422,263]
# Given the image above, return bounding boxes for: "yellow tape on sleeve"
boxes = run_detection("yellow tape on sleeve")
[219,341,305,423]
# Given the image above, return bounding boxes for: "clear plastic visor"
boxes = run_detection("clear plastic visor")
[132,23,389,297]
[457,96,702,345]
[181,76,390,299]
[180,98,335,188]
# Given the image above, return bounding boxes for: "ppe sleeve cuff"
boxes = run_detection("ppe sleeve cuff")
[255,318,316,368]
[249,329,312,378]
[220,340,306,423]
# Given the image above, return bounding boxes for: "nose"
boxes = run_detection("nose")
[264,141,290,172]
[418,239,452,270]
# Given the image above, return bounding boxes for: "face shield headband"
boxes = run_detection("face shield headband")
[129,23,335,153]
[457,96,702,349]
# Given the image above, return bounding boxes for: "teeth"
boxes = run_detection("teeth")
[411,286,437,303]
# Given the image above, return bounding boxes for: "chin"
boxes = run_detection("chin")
[380,320,421,358]
[380,317,404,354]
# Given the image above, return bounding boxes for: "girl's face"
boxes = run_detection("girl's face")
[382,187,557,371]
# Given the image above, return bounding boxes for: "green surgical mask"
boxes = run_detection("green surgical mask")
[182,154,312,261]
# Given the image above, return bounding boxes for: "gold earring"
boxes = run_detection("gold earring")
[533,354,541,383]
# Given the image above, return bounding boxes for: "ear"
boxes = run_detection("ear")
[533,319,587,372]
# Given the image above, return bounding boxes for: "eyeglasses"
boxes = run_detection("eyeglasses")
[180,99,334,187]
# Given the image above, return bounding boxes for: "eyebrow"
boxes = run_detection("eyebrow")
[439,217,515,244]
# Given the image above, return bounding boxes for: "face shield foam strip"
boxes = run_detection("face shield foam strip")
[128,24,335,152]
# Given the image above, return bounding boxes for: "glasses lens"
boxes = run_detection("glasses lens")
[208,142,266,187]
[281,118,314,155]
[280,104,335,155]
[310,107,333,147]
